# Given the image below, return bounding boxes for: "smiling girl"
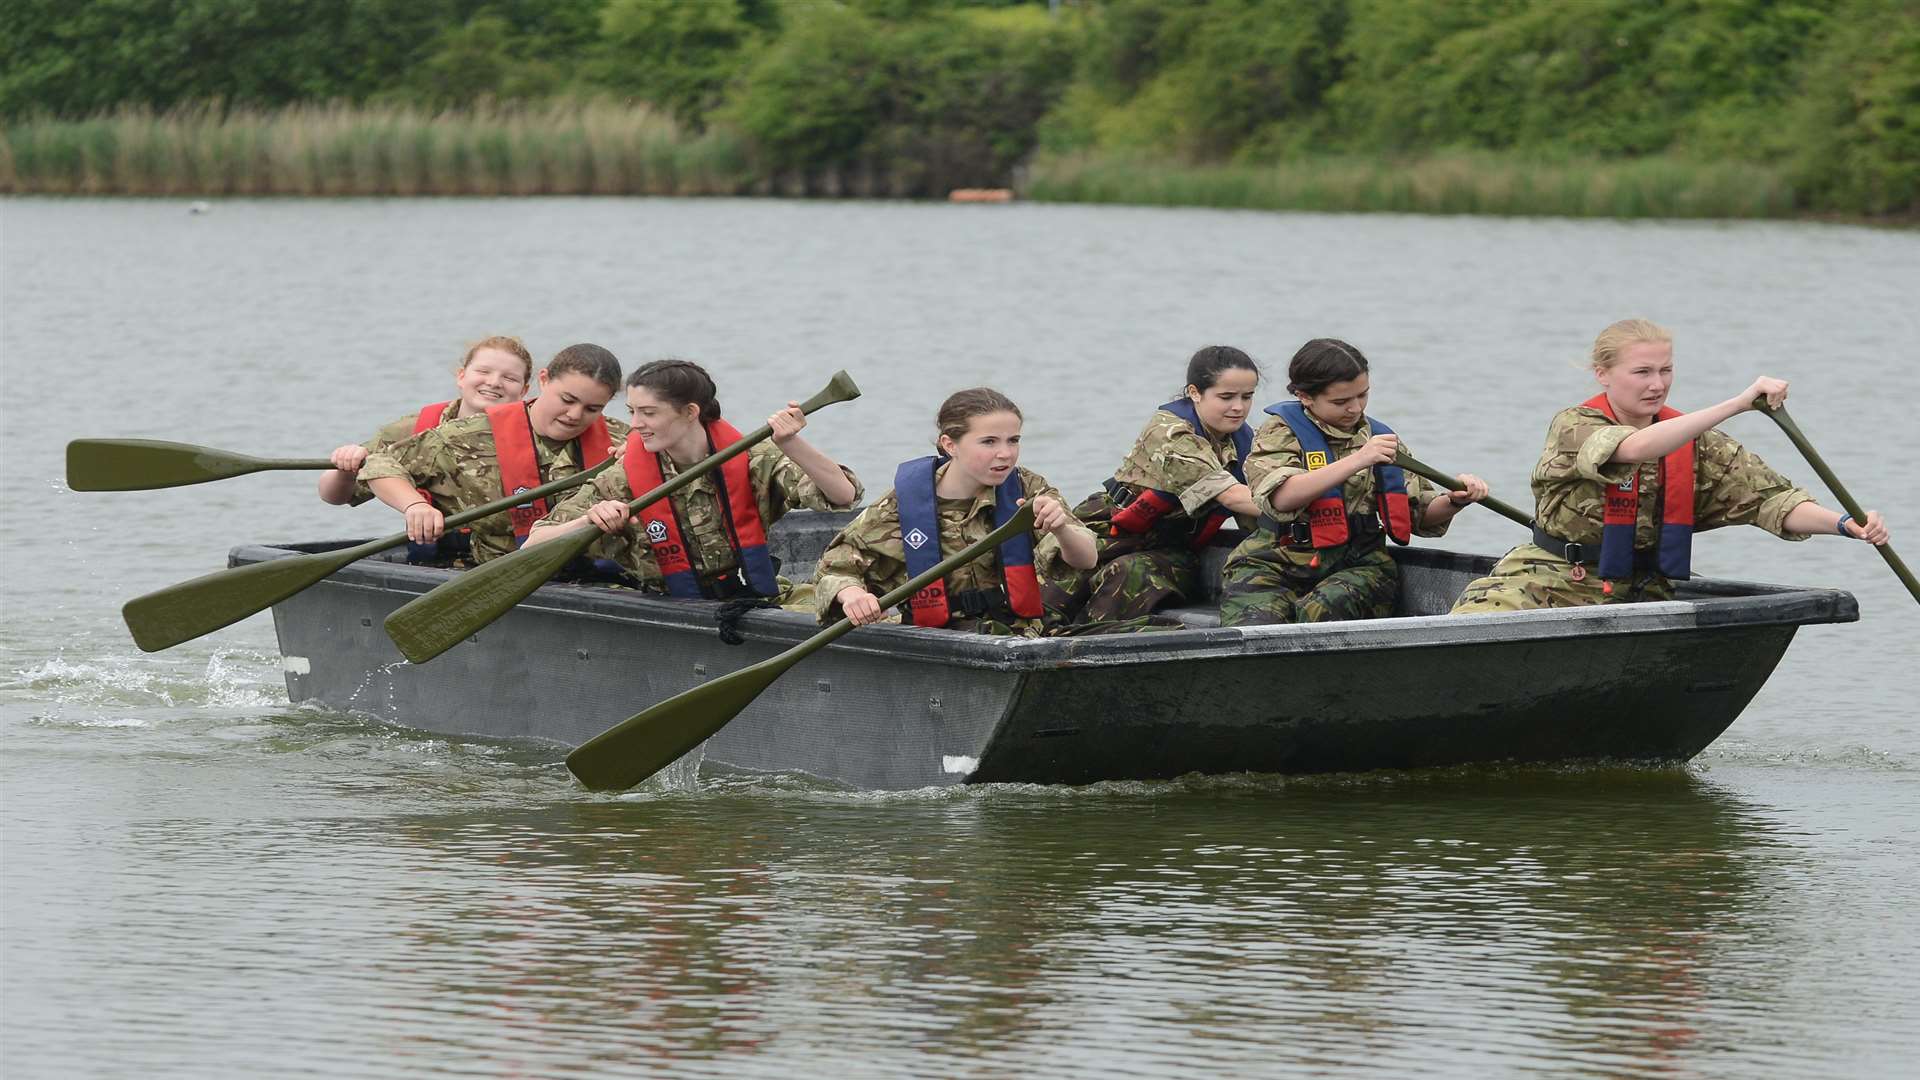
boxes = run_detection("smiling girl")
[1218,338,1489,626]
[1451,318,1890,612]
[814,388,1097,635]
[316,336,533,509]
[356,343,628,565]
[1044,345,1263,622]
[525,359,861,603]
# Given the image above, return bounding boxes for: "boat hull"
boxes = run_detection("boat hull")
[237,514,1856,790]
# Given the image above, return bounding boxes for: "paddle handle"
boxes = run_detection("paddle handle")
[618,369,862,515]
[1394,451,1533,528]
[1758,403,1920,606]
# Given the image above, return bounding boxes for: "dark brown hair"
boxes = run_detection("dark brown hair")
[1185,345,1260,393]
[626,358,721,422]
[1287,338,1370,396]
[544,343,622,395]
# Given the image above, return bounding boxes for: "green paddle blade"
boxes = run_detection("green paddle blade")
[68,439,331,491]
[566,504,1035,793]
[566,653,794,791]
[384,530,595,663]
[122,542,382,652]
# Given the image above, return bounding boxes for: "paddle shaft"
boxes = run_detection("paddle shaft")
[565,504,1037,791]
[1393,450,1533,528]
[382,370,864,664]
[1757,402,1919,605]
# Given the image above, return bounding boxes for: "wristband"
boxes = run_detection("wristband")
[403,500,429,513]
[1836,513,1853,537]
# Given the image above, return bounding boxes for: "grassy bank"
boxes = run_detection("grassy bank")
[0,104,1830,221]
[0,102,753,197]
[1021,153,1799,220]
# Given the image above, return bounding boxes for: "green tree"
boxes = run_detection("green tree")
[594,0,754,125]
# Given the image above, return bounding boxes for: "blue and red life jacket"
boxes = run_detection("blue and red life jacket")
[624,420,779,599]
[487,401,613,545]
[1265,402,1412,547]
[1107,399,1253,547]
[1584,393,1694,579]
[894,456,1044,627]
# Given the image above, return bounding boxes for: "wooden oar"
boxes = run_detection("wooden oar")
[1394,449,1533,527]
[566,504,1035,792]
[383,370,864,665]
[121,459,617,653]
[1757,402,1919,606]
[67,439,333,491]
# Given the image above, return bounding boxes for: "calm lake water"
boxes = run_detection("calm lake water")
[2,197,1917,1078]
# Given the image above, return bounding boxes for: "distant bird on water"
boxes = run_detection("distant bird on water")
[188,201,211,215]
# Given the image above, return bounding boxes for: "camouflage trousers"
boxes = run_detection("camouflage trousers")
[1218,533,1399,626]
[1041,536,1202,624]
[1449,543,1677,613]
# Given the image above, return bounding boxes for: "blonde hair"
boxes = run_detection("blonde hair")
[459,335,534,382]
[1590,319,1672,372]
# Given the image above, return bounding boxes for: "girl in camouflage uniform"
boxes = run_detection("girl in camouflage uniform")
[527,359,863,607]
[1220,339,1490,626]
[1043,345,1263,622]
[815,388,1097,636]
[317,335,535,563]
[357,343,629,565]
[1451,319,1890,612]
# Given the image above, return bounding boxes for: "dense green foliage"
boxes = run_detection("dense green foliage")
[2,0,1914,214]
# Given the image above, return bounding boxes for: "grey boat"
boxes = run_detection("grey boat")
[238,511,1857,791]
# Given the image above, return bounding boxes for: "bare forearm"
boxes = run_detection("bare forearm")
[317,470,357,505]
[1269,459,1367,513]
[525,512,598,547]
[1056,523,1098,570]
[779,436,858,507]
[1216,484,1257,517]
[1614,396,1748,463]
[367,476,425,513]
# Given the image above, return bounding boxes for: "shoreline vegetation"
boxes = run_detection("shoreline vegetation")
[3,0,1914,222]
[0,103,1812,221]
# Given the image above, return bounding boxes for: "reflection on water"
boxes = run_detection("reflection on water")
[8,763,1828,1078]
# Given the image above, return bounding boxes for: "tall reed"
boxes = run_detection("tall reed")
[0,101,752,196]
[1021,152,1799,220]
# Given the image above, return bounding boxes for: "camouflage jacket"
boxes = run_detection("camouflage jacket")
[345,401,474,506]
[1108,407,1250,518]
[1244,411,1449,538]
[813,464,1065,634]
[358,410,631,564]
[1532,404,1814,546]
[535,441,863,591]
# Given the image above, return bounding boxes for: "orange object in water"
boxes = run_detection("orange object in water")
[949,188,1014,203]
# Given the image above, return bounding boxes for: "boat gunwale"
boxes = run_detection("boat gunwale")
[230,540,1859,672]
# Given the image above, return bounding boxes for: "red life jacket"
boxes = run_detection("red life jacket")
[1584,393,1694,579]
[894,456,1043,627]
[1265,402,1412,547]
[1107,399,1253,548]
[622,421,779,598]
[486,402,612,545]
[409,401,454,507]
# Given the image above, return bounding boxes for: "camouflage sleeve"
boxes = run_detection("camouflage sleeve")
[1539,408,1637,486]
[1694,428,1816,538]
[751,441,864,518]
[345,413,420,505]
[358,426,445,486]
[1243,420,1306,507]
[812,497,904,621]
[1139,416,1241,515]
[532,466,637,559]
